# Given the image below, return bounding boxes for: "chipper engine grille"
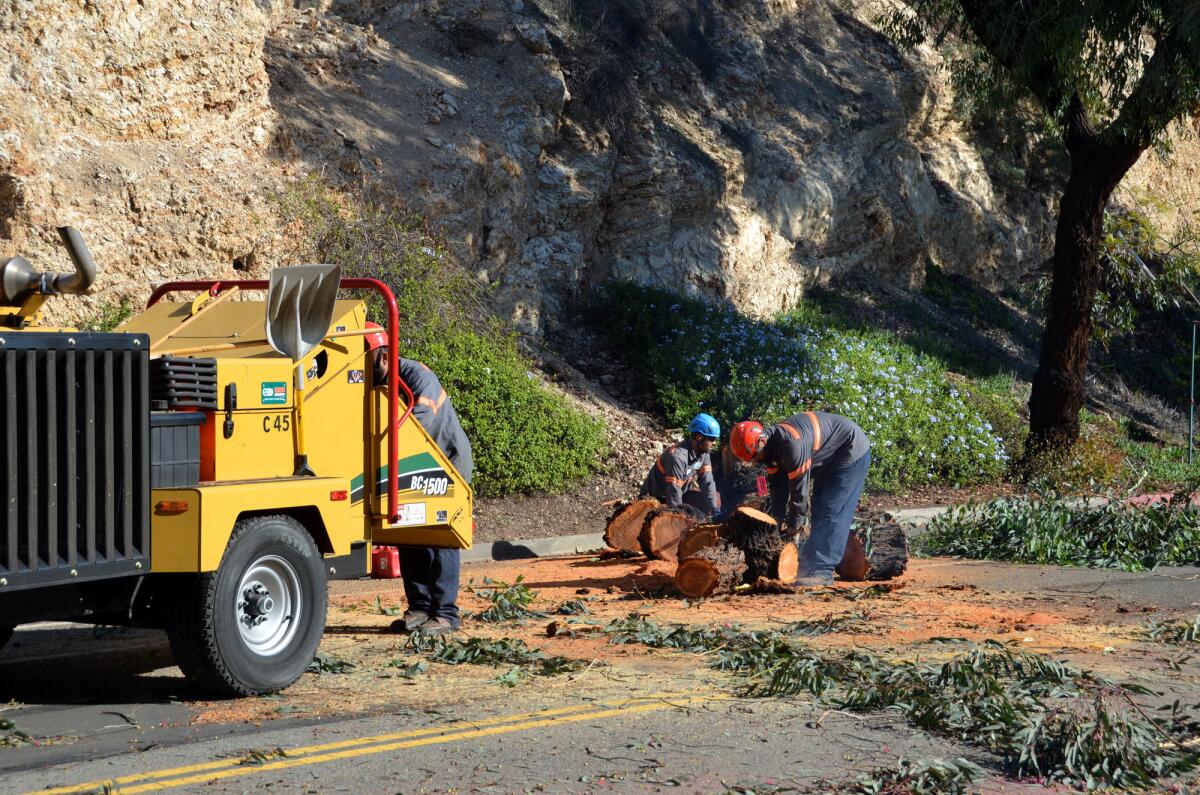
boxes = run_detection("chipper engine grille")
[0,333,151,591]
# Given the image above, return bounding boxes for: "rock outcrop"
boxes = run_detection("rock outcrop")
[0,0,1193,331]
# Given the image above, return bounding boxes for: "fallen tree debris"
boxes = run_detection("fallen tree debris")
[604,499,660,554]
[639,507,699,562]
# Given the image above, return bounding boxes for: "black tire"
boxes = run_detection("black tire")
[166,515,327,697]
[0,626,11,652]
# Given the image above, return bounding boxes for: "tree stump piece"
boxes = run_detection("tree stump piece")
[727,506,787,581]
[775,541,800,582]
[676,522,725,561]
[639,508,699,562]
[675,543,745,599]
[862,520,909,581]
[836,535,870,581]
[835,513,909,581]
[603,499,659,554]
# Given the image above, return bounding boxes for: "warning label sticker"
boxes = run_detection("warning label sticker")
[395,503,427,527]
[261,382,288,405]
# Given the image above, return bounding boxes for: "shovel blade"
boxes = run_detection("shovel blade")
[265,264,342,361]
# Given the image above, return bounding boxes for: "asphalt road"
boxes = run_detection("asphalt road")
[7,688,1020,794]
[1,559,1197,793]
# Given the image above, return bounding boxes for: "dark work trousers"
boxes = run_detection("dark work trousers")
[802,451,872,579]
[399,548,461,627]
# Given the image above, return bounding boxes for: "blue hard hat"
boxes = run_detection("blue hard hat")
[688,413,720,439]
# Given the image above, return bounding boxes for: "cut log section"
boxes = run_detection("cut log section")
[639,508,699,562]
[861,521,909,581]
[774,541,800,582]
[835,514,909,581]
[675,543,745,599]
[727,506,789,581]
[603,498,659,554]
[836,534,870,581]
[676,522,725,561]
[727,506,778,540]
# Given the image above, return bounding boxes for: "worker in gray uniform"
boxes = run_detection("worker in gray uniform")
[729,411,871,586]
[366,323,472,636]
[641,413,721,518]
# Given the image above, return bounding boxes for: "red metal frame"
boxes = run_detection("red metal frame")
[148,278,415,522]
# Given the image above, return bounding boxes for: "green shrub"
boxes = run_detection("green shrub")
[81,298,137,332]
[417,327,606,496]
[961,373,1026,466]
[583,283,1007,491]
[914,490,1200,570]
[1118,430,1200,491]
[276,179,606,497]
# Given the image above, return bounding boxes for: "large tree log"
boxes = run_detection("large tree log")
[727,507,790,581]
[676,522,726,561]
[639,508,699,562]
[835,513,909,581]
[603,499,659,554]
[675,543,745,598]
[861,521,909,581]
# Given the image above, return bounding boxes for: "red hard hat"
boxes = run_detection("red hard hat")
[364,321,388,352]
[730,421,766,462]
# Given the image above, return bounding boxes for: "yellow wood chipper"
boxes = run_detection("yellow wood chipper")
[0,228,473,695]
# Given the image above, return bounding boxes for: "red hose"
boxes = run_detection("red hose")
[149,278,411,522]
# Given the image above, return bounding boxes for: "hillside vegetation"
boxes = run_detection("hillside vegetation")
[273,182,608,498]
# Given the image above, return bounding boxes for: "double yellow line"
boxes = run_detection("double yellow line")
[32,691,727,794]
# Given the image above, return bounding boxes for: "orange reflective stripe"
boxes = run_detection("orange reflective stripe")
[699,465,712,474]
[417,395,438,411]
[781,422,801,439]
[805,411,822,452]
[787,460,812,480]
[664,476,685,486]
[656,458,666,474]
[765,465,780,475]
[435,389,447,412]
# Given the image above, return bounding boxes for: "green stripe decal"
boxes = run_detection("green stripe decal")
[377,452,440,482]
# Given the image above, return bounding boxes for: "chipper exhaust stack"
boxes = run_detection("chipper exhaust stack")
[0,226,96,309]
[0,231,473,696]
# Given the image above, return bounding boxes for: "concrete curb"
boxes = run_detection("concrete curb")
[463,506,953,564]
[461,532,607,563]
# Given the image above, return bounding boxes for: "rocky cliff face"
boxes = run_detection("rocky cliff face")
[0,0,286,320]
[0,0,1192,331]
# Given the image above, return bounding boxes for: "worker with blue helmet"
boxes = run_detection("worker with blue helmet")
[640,412,722,518]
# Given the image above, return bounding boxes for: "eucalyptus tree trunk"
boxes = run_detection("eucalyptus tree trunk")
[1025,113,1144,461]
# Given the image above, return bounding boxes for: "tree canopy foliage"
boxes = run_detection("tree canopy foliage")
[882,1,1200,459]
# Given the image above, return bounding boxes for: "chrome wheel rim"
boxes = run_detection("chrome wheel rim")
[235,555,302,657]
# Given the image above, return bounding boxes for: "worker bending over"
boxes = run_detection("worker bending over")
[367,323,473,636]
[642,413,721,518]
[730,412,870,586]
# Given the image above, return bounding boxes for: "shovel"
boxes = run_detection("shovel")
[265,264,342,476]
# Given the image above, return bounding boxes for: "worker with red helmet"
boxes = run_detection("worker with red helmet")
[366,322,473,635]
[729,412,871,586]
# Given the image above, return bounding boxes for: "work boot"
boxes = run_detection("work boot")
[416,617,457,637]
[793,573,835,587]
[388,610,430,633]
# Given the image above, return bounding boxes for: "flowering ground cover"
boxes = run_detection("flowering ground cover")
[585,283,1008,491]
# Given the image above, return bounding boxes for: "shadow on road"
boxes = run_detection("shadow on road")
[0,625,185,705]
